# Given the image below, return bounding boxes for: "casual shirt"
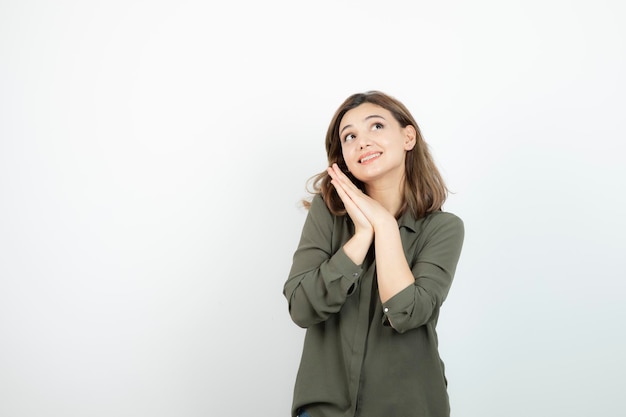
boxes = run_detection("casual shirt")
[283,194,465,417]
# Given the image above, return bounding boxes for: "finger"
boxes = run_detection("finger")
[330,178,351,204]
[331,163,348,180]
[329,164,357,192]
[331,164,364,196]
[332,171,368,207]
[328,165,358,197]
[327,166,337,180]
[331,180,358,216]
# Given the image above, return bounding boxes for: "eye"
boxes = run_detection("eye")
[372,122,384,130]
[343,133,356,142]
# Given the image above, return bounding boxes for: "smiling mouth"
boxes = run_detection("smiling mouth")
[360,153,382,163]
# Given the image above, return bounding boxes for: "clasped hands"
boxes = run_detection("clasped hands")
[327,163,396,240]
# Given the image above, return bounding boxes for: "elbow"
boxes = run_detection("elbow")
[290,309,312,329]
[384,291,440,333]
[288,303,324,329]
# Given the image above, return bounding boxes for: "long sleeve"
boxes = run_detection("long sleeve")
[286,205,464,417]
[382,212,464,333]
[283,195,363,328]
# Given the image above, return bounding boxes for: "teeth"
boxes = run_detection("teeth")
[360,153,381,163]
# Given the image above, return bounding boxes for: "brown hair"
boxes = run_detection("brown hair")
[304,90,449,219]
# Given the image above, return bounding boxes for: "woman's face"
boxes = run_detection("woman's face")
[338,103,416,186]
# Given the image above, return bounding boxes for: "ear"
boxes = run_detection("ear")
[404,125,417,151]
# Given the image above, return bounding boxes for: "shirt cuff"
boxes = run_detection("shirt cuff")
[381,284,414,327]
[326,246,363,296]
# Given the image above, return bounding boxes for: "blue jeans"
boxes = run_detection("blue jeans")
[298,410,311,417]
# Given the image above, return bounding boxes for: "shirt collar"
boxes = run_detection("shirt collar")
[397,208,440,233]
[397,208,419,233]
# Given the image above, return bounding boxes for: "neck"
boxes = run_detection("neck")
[365,179,404,217]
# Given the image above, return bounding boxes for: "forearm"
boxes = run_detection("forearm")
[379,213,465,333]
[342,229,373,265]
[373,218,415,303]
[285,247,363,328]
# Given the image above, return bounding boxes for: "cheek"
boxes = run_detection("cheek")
[341,148,356,169]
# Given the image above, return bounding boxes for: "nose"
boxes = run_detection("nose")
[357,134,372,149]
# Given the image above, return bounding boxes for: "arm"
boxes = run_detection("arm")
[283,195,364,328]
[373,215,417,304]
[326,163,415,304]
[381,213,465,333]
[323,164,464,332]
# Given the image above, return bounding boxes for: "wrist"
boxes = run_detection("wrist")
[372,214,398,233]
[353,227,374,242]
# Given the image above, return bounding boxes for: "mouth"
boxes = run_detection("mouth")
[359,152,382,164]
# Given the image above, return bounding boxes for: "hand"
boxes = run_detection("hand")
[327,164,373,239]
[327,164,395,232]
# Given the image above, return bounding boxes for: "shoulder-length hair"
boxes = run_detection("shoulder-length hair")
[304,90,449,219]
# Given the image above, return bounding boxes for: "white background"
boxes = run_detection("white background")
[1,1,625,416]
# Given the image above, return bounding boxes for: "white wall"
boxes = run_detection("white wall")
[1,1,624,416]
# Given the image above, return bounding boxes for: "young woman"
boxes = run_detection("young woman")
[283,91,465,417]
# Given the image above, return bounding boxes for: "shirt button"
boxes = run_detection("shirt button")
[352,272,359,277]
[384,307,389,313]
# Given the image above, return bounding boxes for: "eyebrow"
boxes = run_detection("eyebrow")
[339,114,387,136]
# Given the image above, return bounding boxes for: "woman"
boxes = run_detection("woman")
[283,91,464,417]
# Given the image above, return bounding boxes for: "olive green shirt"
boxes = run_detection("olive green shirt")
[283,194,464,417]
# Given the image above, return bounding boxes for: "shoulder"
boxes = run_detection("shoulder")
[308,193,329,214]
[421,211,464,241]
[427,211,463,228]
[305,193,335,224]
[404,209,463,231]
